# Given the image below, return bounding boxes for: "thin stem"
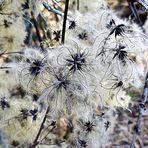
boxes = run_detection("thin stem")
[130,72,148,147]
[31,11,44,51]
[128,1,145,33]
[0,51,23,57]
[77,0,79,10]
[42,2,72,21]
[4,51,24,55]
[138,0,148,11]
[30,106,50,148]
[40,126,55,143]
[61,0,70,44]
[0,67,12,69]
[25,21,33,46]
